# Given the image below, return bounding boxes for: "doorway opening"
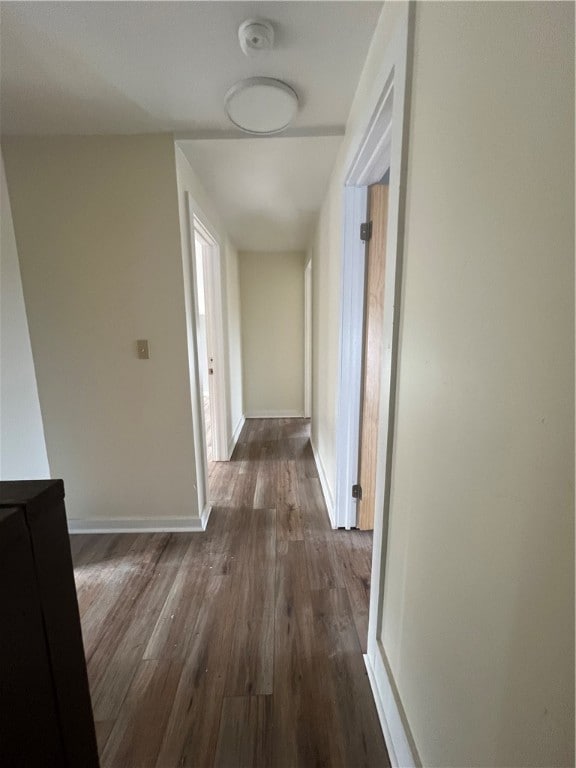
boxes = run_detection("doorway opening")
[185,199,229,527]
[191,214,228,468]
[193,224,215,464]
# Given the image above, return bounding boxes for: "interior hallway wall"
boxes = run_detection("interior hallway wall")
[0,152,49,479]
[175,146,244,454]
[2,134,199,523]
[239,251,305,418]
[313,1,574,766]
[382,3,574,766]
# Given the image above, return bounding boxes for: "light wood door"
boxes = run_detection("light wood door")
[357,183,389,530]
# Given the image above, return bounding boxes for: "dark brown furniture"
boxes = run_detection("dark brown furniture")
[0,480,99,768]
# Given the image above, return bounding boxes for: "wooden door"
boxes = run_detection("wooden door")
[357,183,389,530]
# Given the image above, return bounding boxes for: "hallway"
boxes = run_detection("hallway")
[71,418,389,768]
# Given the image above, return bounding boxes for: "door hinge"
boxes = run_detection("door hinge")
[360,221,372,242]
[352,483,362,500]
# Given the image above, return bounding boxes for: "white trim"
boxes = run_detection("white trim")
[200,503,212,530]
[310,438,335,528]
[193,215,229,463]
[193,216,216,249]
[335,185,368,529]
[68,516,205,534]
[304,260,312,419]
[181,192,233,528]
[228,414,246,458]
[244,410,304,419]
[182,192,210,524]
[335,4,416,761]
[364,652,419,768]
[346,77,394,187]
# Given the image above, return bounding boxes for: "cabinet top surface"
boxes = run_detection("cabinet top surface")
[0,480,64,508]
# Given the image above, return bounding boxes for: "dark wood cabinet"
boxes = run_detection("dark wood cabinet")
[0,480,99,768]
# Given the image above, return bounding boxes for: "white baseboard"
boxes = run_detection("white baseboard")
[68,516,205,534]
[364,651,419,768]
[244,410,305,418]
[228,415,245,459]
[310,438,336,528]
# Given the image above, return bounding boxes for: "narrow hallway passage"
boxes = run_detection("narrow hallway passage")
[71,419,389,767]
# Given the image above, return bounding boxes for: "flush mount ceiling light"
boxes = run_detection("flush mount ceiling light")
[224,77,298,136]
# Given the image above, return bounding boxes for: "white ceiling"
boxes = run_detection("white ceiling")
[1,1,383,251]
[0,1,383,136]
[179,136,342,251]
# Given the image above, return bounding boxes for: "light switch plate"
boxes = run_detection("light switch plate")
[137,339,149,359]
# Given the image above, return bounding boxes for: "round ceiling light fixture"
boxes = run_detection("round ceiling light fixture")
[224,77,298,136]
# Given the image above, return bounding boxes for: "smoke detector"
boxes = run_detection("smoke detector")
[238,19,274,57]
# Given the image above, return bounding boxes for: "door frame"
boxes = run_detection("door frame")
[304,259,312,419]
[182,192,229,528]
[192,215,228,463]
[335,183,368,529]
[334,6,418,766]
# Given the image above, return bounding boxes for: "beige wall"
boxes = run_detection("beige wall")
[239,251,305,417]
[174,146,243,451]
[383,3,574,765]
[2,135,199,522]
[0,152,49,479]
[313,1,574,766]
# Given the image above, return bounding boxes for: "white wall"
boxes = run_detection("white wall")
[239,251,305,418]
[175,146,243,450]
[0,152,49,479]
[314,1,574,766]
[2,135,199,523]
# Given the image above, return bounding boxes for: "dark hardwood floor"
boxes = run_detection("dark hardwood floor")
[71,418,389,768]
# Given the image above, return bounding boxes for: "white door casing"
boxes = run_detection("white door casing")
[189,207,228,464]
[304,260,312,419]
[183,192,230,529]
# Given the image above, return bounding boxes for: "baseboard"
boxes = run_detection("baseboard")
[364,651,419,768]
[244,410,305,418]
[228,415,245,459]
[310,438,336,528]
[68,516,205,534]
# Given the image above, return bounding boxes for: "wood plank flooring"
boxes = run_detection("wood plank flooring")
[71,418,389,768]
